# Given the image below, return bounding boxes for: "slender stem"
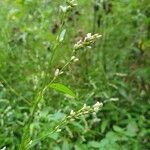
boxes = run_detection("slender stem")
[19,11,68,150]
[93,4,97,33]
[19,55,73,150]
[47,13,66,72]
[42,13,66,86]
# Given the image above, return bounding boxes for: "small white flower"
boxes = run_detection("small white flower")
[0,147,6,150]
[93,102,103,112]
[74,43,79,49]
[60,5,68,13]
[82,104,87,109]
[71,56,76,60]
[68,0,77,7]
[74,43,82,50]
[115,72,127,77]
[54,68,60,77]
[93,107,99,112]
[70,110,75,115]
[28,140,32,145]
[82,104,90,110]
[93,118,101,123]
[109,98,119,102]
[93,33,102,38]
[97,34,102,38]
[59,71,64,75]
[56,129,62,132]
[73,58,79,62]
[71,55,79,62]
[74,33,101,50]
[86,33,92,38]
[84,33,92,41]
[78,39,82,44]
[92,112,97,116]
[87,46,92,49]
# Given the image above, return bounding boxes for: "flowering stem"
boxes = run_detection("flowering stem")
[19,54,74,150]
[27,102,103,149]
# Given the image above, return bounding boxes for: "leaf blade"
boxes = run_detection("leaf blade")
[49,83,75,98]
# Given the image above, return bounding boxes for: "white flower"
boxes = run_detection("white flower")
[92,118,101,123]
[82,104,90,110]
[84,33,92,41]
[70,110,75,115]
[109,98,119,102]
[74,33,102,50]
[71,56,79,62]
[68,0,77,7]
[74,58,79,62]
[28,140,32,145]
[87,46,92,49]
[86,33,92,38]
[71,56,76,60]
[54,68,60,77]
[93,102,103,112]
[82,104,87,109]
[56,129,62,132]
[74,42,82,50]
[93,33,102,38]
[0,147,6,150]
[85,33,101,42]
[115,72,127,77]
[60,5,68,13]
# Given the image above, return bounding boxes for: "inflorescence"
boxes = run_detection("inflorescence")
[54,102,103,132]
[74,33,102,50]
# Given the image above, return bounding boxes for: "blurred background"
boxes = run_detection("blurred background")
[0,0,150,149]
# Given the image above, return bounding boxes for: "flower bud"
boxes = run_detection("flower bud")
[54,69,60,77]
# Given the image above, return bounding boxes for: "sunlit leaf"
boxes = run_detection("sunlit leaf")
[49,83,75,97]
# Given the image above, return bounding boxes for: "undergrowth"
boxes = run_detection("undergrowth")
[0,0,150,150]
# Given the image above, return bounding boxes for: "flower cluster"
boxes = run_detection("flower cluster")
[70,56,79,62]
[93,101,103,112]
[74,33,102,50]
[69,102,103,119]
[67,0,77,7]
[53,102,103,132]
[60,0,77,13]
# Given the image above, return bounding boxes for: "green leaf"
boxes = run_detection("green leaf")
[49,83,76,97]
[101,119,109,133]
[88,141,100,148]
[126,121,138,137]
[59,29,66,42]
[62,140,70,150]
[113,125,124,133]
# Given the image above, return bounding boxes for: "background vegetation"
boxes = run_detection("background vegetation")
[0,0,150,149]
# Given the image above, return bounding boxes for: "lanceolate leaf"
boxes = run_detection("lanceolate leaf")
[49,83,75,97]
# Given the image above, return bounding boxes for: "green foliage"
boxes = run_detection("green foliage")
[0,0,150,150]
[49,83,76,98]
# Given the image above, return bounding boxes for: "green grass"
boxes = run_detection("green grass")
[0,0,150,150]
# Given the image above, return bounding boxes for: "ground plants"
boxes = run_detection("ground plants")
[0,0,150,150]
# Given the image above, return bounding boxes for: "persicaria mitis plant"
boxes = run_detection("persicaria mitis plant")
[19,1,102,150]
